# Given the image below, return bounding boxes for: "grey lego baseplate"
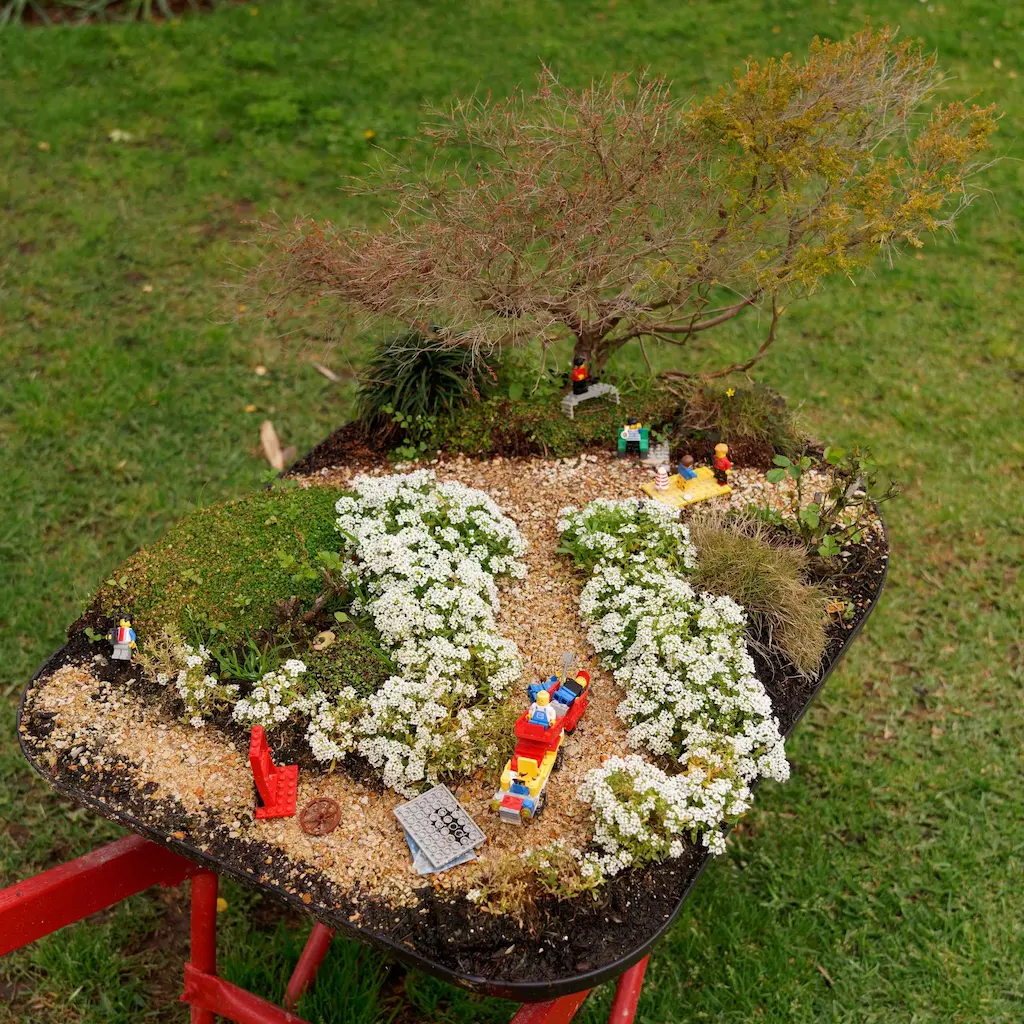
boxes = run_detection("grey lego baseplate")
[393,784,486,868]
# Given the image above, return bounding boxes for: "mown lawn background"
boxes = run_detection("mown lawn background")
[1,1,1021,1021]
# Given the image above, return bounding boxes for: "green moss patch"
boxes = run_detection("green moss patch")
[97,486,347,648]
[306,630,394,698]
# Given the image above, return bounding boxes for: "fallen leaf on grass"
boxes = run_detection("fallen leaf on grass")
[261,420,284,470]
[311,361,342,383]
[816,964,834,987]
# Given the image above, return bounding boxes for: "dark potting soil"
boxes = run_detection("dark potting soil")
[286,417,782,477]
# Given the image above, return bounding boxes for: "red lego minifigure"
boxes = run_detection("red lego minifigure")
[571,356,589,395]
[713,442,732,485]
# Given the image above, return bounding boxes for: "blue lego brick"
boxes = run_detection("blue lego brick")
[510,781,529,796]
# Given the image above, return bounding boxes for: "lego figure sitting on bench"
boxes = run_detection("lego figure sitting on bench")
[528,689,557,728]
[571,356,590,395]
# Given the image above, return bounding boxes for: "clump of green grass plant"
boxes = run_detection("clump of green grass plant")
[355,330,496,434]
[689,510,831,675]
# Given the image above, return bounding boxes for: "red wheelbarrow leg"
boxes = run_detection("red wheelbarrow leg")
[188,870,219,1024]
[509,989,591,1024]
[0,835,199,956]
[284,923,335,1010]
[183,964,313,1024]
[607,956,649,1024]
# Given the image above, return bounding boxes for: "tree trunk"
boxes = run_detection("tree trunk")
[572,333,613,376]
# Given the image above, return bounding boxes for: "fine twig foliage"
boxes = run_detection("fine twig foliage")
[254,27,997,378]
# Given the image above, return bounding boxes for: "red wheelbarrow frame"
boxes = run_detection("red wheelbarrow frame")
[0,833,648,1024]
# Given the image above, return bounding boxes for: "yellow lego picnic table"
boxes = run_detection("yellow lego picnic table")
[641,465,731,508]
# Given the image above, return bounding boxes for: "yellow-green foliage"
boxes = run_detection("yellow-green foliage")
[689,512,830,674]
[687,26,998,288]
[96,486,346,648]
[467,842,601,922]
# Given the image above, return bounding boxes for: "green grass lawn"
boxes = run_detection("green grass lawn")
[2,1,1022,1021]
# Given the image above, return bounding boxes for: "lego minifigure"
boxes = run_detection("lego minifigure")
[571,356,590,395]
[617,417,650,458]
[109,618,137,661]
[678,454,698,482]
[713,442,732,485]
[655,464,670,491]
[528,689,556,727]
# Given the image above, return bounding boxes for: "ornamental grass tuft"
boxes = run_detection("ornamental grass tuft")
[688,511,831,675]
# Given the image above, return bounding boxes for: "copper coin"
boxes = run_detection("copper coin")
[299,798,341,836]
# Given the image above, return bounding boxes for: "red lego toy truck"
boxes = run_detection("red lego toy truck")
[492,671,590,823]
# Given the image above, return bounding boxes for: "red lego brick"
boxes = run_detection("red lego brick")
[249,726,298,820]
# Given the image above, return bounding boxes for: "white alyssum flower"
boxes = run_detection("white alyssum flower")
[577,755,745,874]
[170,641,239,726]
[560,498,789,872]
[330,470,527,794]
[232,659,309,729]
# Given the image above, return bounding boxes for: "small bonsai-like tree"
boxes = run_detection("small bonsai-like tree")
[254,27,996,381]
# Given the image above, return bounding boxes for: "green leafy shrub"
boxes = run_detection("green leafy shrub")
[355,331,495,435]
[96,486,346,648]
[764,444,898,559]
[672,378,800,449]
[427,376,678,458]
[688,511,831,674]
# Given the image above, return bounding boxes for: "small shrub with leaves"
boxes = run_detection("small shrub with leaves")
[765,445,897,558]
[578,755,747,867]
[674,378,800,449]
[465,840,602,921]
[137,627,239,728]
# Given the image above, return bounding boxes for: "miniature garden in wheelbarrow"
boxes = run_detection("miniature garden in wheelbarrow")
[15,25,997,1000]
[6,6,1021,1021]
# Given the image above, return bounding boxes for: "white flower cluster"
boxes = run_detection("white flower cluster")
[561,499,788,870]
[232,659,311,729]
[578,755,747,874]
[557,499,695,574]
[157,641,238,729]
[332,470,527,794]
[232,658,362,763]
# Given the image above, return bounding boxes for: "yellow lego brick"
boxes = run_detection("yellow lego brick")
[528,749,559,796]
[642,465,731,508]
